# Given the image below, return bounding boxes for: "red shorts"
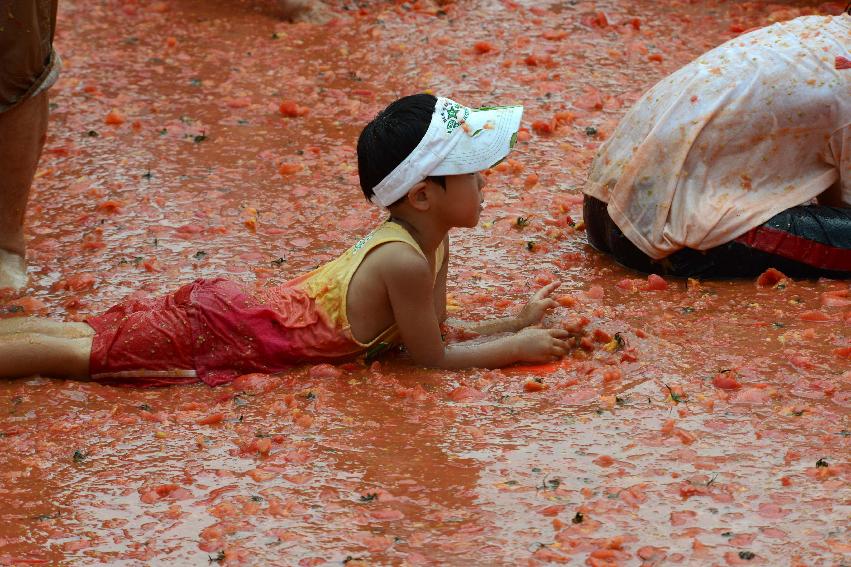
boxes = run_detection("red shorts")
[86,282,199,387]
[87,278,359,387]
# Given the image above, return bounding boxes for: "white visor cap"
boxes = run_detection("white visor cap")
[430,102,523,175]
[369,97,524,208]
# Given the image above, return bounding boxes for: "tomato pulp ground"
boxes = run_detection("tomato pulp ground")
[0,0,849,565]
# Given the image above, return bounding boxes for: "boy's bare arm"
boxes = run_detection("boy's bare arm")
[446,282,561,336]
[382,250,569,369]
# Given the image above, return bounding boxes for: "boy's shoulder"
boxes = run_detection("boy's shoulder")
[363,240,431,277]
[348,221,449,289]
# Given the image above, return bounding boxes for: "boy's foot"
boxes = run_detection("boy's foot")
[0,249,28,292]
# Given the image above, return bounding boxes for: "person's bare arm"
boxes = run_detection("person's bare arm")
[445,281,562,336]
[382,247,569,369]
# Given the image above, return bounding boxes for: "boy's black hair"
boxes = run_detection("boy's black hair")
[357,93,444,204]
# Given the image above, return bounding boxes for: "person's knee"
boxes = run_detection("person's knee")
[583,195,611,253]
[65,337,93,378]
[43,336,93,378]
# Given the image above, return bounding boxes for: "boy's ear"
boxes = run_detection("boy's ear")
[406,180,430,211]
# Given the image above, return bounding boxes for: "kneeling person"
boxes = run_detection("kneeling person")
[584,11,851,277]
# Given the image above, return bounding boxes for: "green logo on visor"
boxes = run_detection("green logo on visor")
[440,100,470,134]
[510,132,518,148]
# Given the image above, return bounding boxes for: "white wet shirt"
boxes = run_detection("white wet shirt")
[585,14,851,259]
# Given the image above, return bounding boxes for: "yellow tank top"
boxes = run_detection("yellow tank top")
[290,220,446,350]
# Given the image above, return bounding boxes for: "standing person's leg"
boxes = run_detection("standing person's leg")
[0,0,60,290]
[0,90,49,289]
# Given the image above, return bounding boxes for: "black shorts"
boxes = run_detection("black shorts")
[583,195,851,278]
[0,0,59,112]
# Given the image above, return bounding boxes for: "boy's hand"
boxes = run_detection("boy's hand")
[517,281,561,328]
[514,327,571,362]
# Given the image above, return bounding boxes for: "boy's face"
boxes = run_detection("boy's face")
[432,172,486,228]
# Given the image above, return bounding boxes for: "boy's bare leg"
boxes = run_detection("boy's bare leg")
[0,317,93,338]
[0,333,92,379]
[0,90,49,291]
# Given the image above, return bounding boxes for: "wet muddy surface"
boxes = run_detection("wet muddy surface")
[1,0,849,565]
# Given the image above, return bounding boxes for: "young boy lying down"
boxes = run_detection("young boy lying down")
[0,94,570,386]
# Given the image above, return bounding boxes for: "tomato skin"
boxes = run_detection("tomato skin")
[645,273,668,291]
[224,96,251,109]
[712,370,741,390]
[586,285,605,299]
[800,310,831,322]
[1,296,48,318]
[473,41,495,54]
[524,173,539,188]
[523,379,548,392]
[104,109,125,125]
[531,120,554,135]
[293,412,314,428]
[447,385,486,402]
[539,504,566,516]
[616,278,641,292]
[255,438,272,455]
[197,412,225,425]
[532,548,570,563]
[309,364,342,379]
[232,373,277,393]
[601,366,622,382]
[278,163,303,175]
[542,30,568,40]
[534,271,556,285]
[593,455,614,467]
[279,100,308,117]
[592,328,612,343]
[756,268,787,288]
[821,289,851,307]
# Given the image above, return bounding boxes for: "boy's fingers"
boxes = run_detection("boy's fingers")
[545,299,559,310]
[533,281,561,299]
[548,328,571,339]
